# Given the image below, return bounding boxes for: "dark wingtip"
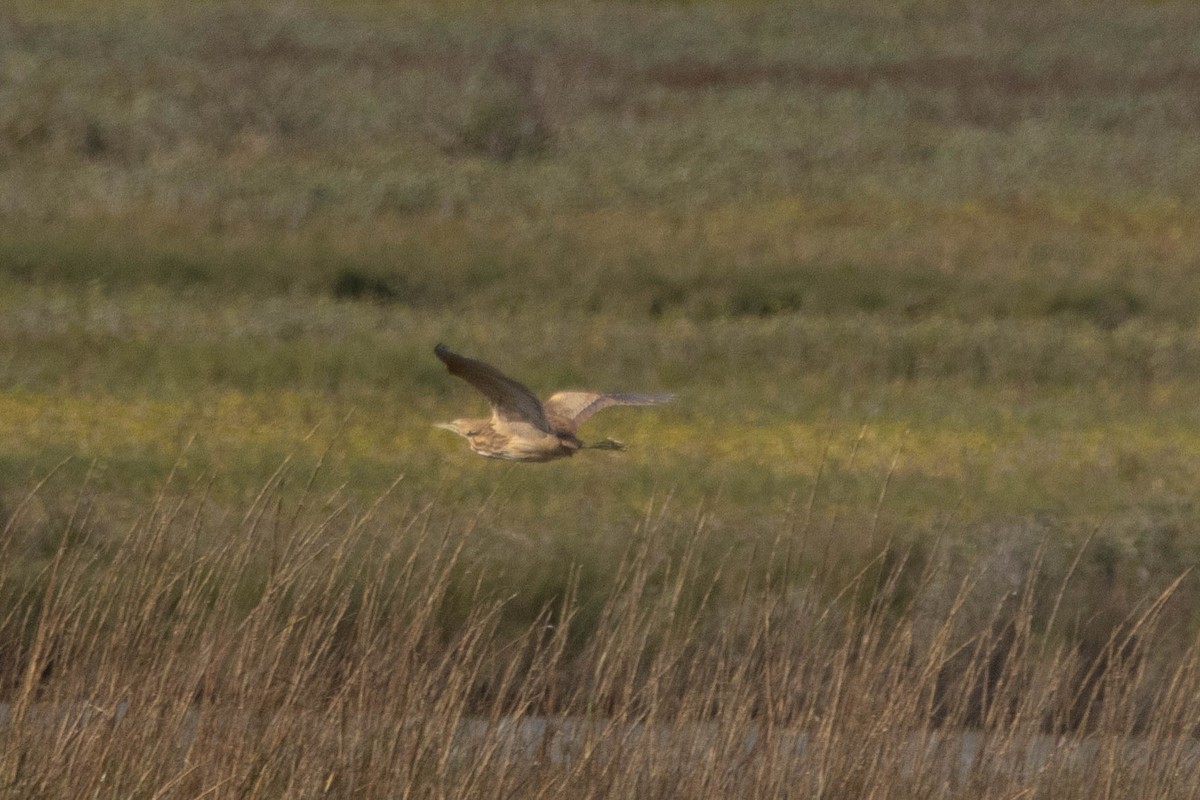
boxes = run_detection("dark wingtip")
[434,343,452,363]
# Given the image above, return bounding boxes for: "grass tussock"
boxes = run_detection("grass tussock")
[1,468,1199,798]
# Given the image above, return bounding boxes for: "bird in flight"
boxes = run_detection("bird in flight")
[434,343,675,462]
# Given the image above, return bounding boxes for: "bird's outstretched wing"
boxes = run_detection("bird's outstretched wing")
[544,391,676,433]
[434,344,551,431]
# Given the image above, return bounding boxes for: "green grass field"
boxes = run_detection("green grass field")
[4,0,1200,795]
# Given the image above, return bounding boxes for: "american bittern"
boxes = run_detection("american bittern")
[434,343,675,462]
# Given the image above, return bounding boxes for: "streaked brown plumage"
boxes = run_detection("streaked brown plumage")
[434,343,675,462]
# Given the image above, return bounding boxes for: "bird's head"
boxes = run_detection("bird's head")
[434,419,482,439]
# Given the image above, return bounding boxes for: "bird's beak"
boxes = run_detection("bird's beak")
[433,422,459,434]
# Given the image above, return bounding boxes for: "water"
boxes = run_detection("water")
[3,702,1196,780]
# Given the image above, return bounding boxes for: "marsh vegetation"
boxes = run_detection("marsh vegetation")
[3,0,1200,795]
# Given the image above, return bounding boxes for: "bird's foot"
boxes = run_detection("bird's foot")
[588,438,626,451]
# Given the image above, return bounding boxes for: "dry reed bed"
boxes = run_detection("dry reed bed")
[1,472,1198,799]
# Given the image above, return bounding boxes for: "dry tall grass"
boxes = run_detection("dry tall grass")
[1,467,1197,799]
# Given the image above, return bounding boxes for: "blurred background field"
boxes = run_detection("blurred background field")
[3,2,1200,791]
[4,0,1200,546]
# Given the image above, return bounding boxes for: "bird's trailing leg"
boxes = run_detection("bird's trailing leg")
[586,438,627,451]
